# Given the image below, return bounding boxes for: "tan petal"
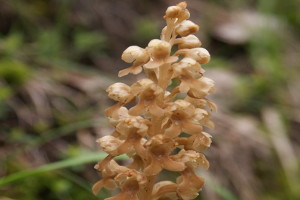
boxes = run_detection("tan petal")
[179,79,190,93]
[177,167,204,200]
[117,139,135,155]
[101,160,128,177]
[186,132,212,152]
[161,157,186,172]
[118,65,143,77]
[106,82,133,103]
[97,135,123,156]
[104,178,118,190]
[129,101,147,116]
[133,139,148,160]
[95,155,114,172]
[173,149,209,169]
[175,20,199,37]
[182,120,202,135]
[127,155,144,170]
[105,102,123,118]
[148,102,164,117]
[174,35,202,49]
[106,192,139,200]
[205,119,215,129]
[152,181,178,200]
[144,60,163,69]
[92,179,104,195]
[147,39,171,59]
[206,98,218,111]
[165,56,178,64]
[144,158,163,176]
[164,122,181,138]
[121,46,150,64]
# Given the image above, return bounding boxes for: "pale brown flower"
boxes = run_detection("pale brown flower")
[163,100,207,138]
[175,20,199,37]
[119,46,150,77]
[152,181,177,200]
[144,39,178,70]
[105,83,135,117]
[175,47,211,64]
[176,131,212,152]
[143,135,185,176]
[129,79,164,117]
[177,167,205,200]
[172,149,209,170]
[174,35,202,49]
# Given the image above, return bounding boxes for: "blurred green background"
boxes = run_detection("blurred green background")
[0,0,299,199]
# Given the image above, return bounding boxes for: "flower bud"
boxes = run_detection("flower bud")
[175,20,199,37]
[165,6,182,18]
[106,83,133,103]
[177,1,187,9]
[121,46,150,64]
[176,35,202,49]
[147,39,171,59]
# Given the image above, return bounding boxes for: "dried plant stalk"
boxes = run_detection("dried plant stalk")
[93,2,216,200]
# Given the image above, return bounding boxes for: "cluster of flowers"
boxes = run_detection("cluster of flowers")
[93,2,216,200]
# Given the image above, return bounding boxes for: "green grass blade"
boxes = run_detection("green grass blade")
[0,152,127,186]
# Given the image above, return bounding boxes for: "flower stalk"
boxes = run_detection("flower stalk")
[93,2,216,200]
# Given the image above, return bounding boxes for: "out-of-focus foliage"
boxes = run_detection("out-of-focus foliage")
[0,0,299,200]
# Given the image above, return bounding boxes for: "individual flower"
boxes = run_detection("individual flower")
[119,46,150,77]
[163,100,203,138]
[143,135,185,176]
[175,20,199,37]
[164,2,190,22]
[93,160,128,194]
[129,79,164,116]
[172,57,204,79]
[174,35,202,49]
[144,39,178,70]
[185,95,217,112]
[176,132,212,152]
[176,167,205,200]
[174,47,211,64]
[115,110,149,137]
[97,134,146,156]
[171,149,209,169]
[106,179,140,200]
[179,75,215,99]
[105,83,134,117]
[152,181,177,200]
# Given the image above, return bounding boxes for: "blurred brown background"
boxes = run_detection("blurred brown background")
[0,0,299,199]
